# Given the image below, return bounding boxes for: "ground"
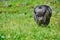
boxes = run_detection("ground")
[0,0,60,40]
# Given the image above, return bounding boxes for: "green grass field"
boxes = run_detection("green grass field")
[0,0,60,40]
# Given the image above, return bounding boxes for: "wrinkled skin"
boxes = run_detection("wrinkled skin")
[34,5,52,26]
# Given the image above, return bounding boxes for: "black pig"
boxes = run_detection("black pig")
[34,5,52,26]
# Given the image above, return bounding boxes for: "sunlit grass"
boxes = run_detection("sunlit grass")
[0,0,60,40]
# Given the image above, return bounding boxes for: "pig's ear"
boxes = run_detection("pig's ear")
[44,10,50,18]
[34,6,39,14]
[34,8,36,14]
[48,7,52,14]
[48,7,52,17]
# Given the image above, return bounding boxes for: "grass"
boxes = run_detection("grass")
[0,0,60,40]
